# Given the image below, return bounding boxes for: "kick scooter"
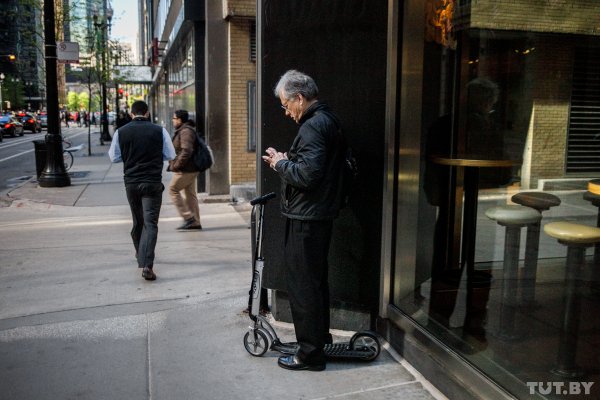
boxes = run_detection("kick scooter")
[243,192,381,361]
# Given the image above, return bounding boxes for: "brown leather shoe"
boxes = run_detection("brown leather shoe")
[142,266,156,281]
[177,218,202,230]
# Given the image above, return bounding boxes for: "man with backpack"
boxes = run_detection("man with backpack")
[168,109,203,230]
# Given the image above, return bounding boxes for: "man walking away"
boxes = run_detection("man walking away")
[108,100,176,281]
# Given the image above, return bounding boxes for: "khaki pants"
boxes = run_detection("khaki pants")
[169,172,200,223]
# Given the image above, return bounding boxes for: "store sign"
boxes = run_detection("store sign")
[56,41,79,64]
[114,65,153,83]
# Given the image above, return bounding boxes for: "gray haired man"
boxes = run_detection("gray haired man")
[263,70,346,371]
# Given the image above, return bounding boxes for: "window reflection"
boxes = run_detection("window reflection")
[399,3,600,397]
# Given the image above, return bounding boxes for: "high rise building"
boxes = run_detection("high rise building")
[0,0,45,111]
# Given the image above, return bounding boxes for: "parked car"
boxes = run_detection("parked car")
[96,111,115,126]
[38,113,48,130]
[0,116,25,140]
[21,114,42,133]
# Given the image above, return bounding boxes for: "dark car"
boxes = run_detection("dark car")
[20,114,42,133]
[0,116,24,140]
[38,113,48,130]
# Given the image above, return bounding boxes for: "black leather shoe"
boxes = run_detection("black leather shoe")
[142,266,156,281]
[277,355,325,371]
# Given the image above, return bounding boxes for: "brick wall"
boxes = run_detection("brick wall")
[528,36,573,187]
[224,0,256,19]
[463,0,600,36]
[229,18,257,184]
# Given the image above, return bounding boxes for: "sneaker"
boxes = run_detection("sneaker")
[178,218,202,230]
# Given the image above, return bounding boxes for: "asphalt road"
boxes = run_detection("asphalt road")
[0,126,100,193]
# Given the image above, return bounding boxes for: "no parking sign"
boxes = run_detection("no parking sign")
[56,41,79,64]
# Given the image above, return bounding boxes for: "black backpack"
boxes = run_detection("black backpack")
[316,110,358,208]
[193,131,214,172]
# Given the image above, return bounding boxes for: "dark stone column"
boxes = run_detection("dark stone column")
[258,0,388,328]
[204,1,230,195]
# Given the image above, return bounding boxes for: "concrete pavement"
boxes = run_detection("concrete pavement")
[0,128,447,400]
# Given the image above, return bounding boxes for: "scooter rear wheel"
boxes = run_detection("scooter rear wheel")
[349,331,381,361]
[244,329,269,356]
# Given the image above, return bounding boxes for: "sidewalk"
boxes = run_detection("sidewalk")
[0,131,447,400]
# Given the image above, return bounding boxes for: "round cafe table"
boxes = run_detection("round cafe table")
[429,156,521,274]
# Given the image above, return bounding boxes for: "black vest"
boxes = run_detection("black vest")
[117,119,164,184]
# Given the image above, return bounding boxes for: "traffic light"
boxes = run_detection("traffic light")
[118,88,123,98]
[8,54,15,62]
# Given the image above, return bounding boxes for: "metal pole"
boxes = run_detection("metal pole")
[100,40,111,145]
[88,70,92,156]
[115,82,119,115]
[100,0,112,144]
[39,0,71,187]
[0,78,3,114]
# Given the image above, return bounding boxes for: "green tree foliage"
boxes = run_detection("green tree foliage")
[66,91,80,111]
[78,92,89,110]
[2,79,25,111]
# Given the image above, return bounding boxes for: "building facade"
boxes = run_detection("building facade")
[388,1,600,398]
[258,1,600,399]
[142,0,257,196]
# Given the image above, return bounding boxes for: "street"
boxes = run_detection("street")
[0,126,96,193]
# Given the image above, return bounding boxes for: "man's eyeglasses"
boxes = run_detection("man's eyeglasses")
[280,96,297,111]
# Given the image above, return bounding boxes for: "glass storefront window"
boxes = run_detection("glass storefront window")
[394,1,600,397]
[159,33,195,132]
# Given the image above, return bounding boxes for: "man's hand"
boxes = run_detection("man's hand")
[262,147,287,171]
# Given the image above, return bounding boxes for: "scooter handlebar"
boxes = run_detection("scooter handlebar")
[250,192,276,206]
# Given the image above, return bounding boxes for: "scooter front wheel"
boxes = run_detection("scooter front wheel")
[349,331,381,361]
[244,329,269,356]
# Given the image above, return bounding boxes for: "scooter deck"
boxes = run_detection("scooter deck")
[271,340,377,360]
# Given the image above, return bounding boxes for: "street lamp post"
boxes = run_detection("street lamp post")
[93,3,113,145]
[25,82,32,111]
[39,0,70,187]
[79,54,93,156]
[0,73,4,113]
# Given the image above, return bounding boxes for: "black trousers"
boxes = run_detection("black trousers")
[284,218,333,364]
[125,182,164,268]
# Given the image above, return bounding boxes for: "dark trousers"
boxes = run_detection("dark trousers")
[125,182,164,268]
[284,218,333,364]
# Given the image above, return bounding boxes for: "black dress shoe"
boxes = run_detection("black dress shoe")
[277,355,325,371]
[142,266,156,281]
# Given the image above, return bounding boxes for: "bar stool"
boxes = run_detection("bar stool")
[544,221,600,378]
[485,205,542,339]
[583,179,600,265]
[511,192,561,306]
